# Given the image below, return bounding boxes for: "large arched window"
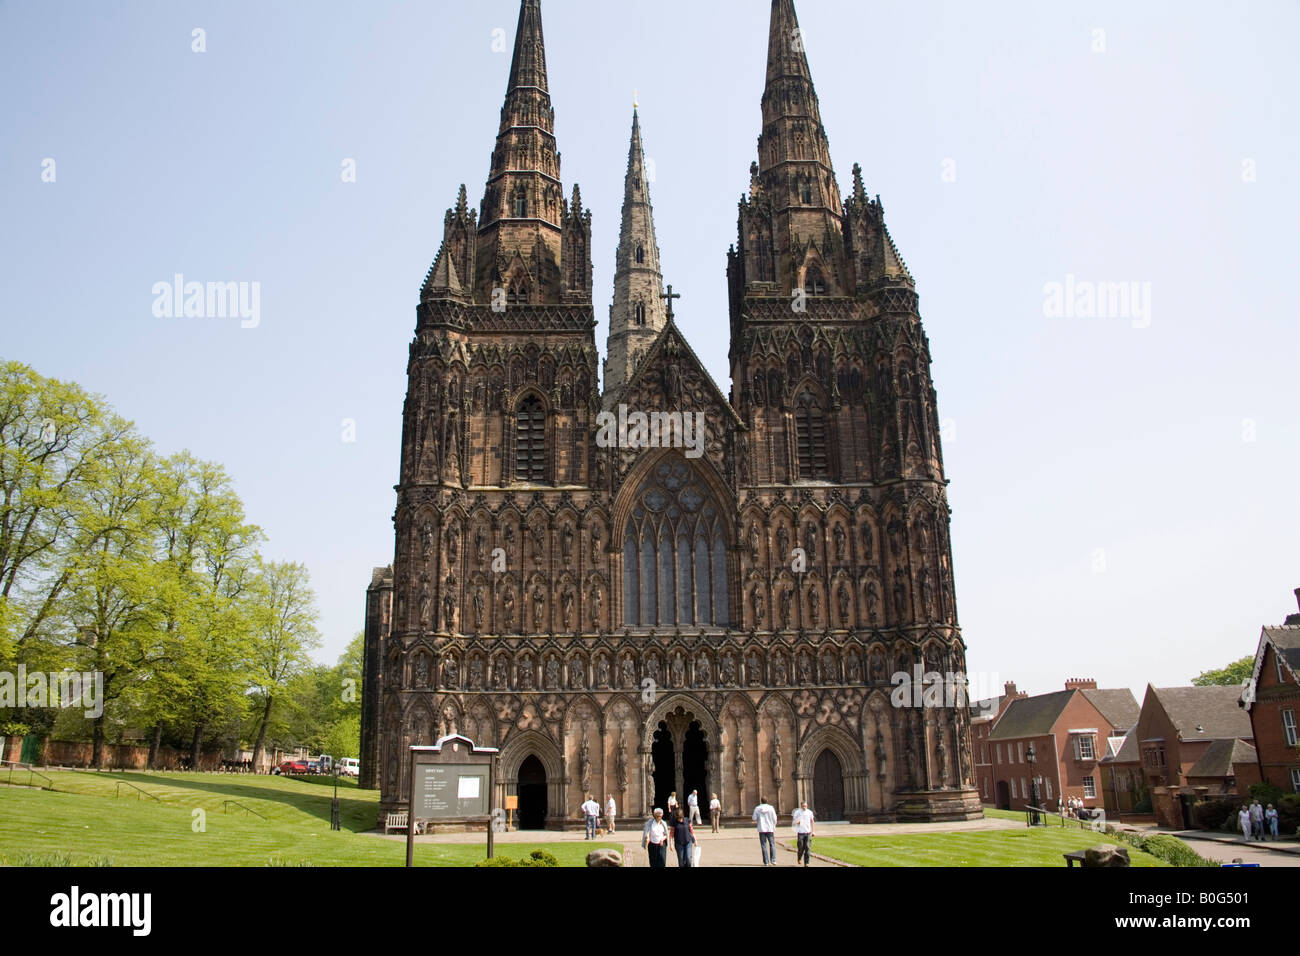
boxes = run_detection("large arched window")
[795,388,829,480]
[622,458,729,626]
[634,301,646,326]
[635,245,645,264]
[514,397,546,482]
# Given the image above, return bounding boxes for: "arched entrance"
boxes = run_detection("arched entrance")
[813,749,845,821]
[652,722,675,811]
[518,755,547,830]
[642,697,720,817]
[996,780,1010,811]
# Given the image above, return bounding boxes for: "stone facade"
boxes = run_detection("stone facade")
[362,0,980,826]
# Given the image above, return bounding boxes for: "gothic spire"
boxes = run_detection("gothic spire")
[506,0,548,94]
[604,107,667,398]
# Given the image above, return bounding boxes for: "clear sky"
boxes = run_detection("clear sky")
[2,0,1297,700]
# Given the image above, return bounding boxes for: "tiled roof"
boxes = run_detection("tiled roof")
[1187,737,1256,779]
[1081,688,1140,731]
[988,690,1074,740]
[1150,685,1253,740]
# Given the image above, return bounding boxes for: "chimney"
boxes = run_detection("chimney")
[1003,681,1017,700]
[1285,587,1300,626]
[1065,678,1098,691]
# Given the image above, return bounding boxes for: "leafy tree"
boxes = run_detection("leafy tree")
[247,561,320,769]
[1191,656,1254,687]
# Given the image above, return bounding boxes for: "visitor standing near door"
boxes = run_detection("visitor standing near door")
[709,793,721,832]
[792,800,815,866]
[688,790,701,825]
[581,793,601,839]
[605,793,617,834]
[643,808,669,868]
[752,796,777,865]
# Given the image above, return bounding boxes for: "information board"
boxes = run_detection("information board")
[413,763,490,819]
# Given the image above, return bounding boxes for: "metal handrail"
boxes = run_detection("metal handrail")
[222,800,267,820]
[1,760,55,791]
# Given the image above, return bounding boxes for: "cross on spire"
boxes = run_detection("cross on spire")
[661,284,681,321]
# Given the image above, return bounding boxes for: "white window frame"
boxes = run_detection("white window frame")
[1078,734,1095,761]
[1022,777,1029,800]
[1291,768,1300,793]
[1010,778,1017,799]
[1083,776,1096,798]
[1277,648,1286,684]
[996,743,1002,764]
[1018,742,1024,763]
[1045,779,1053,799]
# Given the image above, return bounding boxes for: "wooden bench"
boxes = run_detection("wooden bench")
[1063,850,1087,868]
[384,812,425,836]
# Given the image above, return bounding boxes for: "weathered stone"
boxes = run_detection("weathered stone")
[586,849,624,868]
[1083,845,1131,868]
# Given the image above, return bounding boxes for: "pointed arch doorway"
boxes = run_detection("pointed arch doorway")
[518,755,547,830]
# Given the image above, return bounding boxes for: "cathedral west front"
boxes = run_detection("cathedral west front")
[360,0,982,827]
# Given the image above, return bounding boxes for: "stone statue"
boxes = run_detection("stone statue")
[590,525,602,564]
[530,522,544,563]
[569,657,584,689]
[748,523,760,564]
[413,655,429,687]
[579,735,591,793]
[596,655,610,688]
[469,657,483,688]
[833,523,846,561]
[860,522,873,558]
[561,588,575,630]
[532,586,546,631]
[776,525,790,562]
[545,656,560,689]
[493,660,507,690]
[646,756,656,810]
[875,728,887,779]
[919,563,934,619]
[892,568,907,619]
[441,657,458,689]
[616,740,628,791]
[751,588,765,627]
[420,523,434,558]
[804,523,817,562]
[503,524,516,564]
[418,576,432,627]
[561,524,574,565]
[746,651,762,684]
[864,578,880,623]
[501,589,515,631]
[518,658,534,690]
[797,652,812,684]
[473,586,485,631]
[720,652,736,685]
[671,653,685,688]
[770,731,783,793]
[906,737,920,789]
[773,654,788,685]
[621,656,635,688]
[837,583,850,626]
[646,655,661,684]
[807,587,820,627]
[935,732,949,789]
[735,740,746,788]
[474,526,486,565]
[778,588,793,629]
[845,649,861,683]
[442,592,456,632]
[590,585,603,628]
[446,525,459,564]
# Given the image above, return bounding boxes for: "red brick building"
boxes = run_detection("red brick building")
[970,682,1020,805]
[1242,590,1300,793]
[985,679,1138,812]
[1126,684,1257,829]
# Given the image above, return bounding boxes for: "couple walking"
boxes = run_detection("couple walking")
[642,805,700,867]
[752,797,816,866]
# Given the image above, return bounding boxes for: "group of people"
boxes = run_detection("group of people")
[1058,796,1096,819]
[641,794,817,867]
[1237,800,1281,841]
[579,793,620,838]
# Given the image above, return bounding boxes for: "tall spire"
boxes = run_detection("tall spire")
[473,0,589,305]
[604,107,666,397]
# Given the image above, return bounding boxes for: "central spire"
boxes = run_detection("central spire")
[604,107,667,397]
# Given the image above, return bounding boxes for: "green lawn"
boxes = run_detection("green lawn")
[0,771,615,867]
[816,824,1168,867]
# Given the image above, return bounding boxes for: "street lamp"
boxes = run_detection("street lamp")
[1026,742,1041,826]
[331,764,342,831]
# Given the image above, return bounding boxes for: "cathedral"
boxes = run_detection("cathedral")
[360,0,981,826]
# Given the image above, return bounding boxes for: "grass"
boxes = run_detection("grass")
[816,824,1169,867]
[0,770,616,867]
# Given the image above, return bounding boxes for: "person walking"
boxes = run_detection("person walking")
[670,808,696,867]
[643,808,669,868]
[752,796,777,865]
[688,789,702,826]
[667,791,679,818]
[605,793,617,834]
[792,800,815,866]
[580,793,601,840]
[1249,800,1264,841]
[1237,804,1251,841]
[709,792,722,833]
[1266,803,1279,841]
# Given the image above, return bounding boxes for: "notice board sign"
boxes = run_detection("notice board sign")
[406,735,499,867]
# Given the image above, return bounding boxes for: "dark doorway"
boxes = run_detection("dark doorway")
[652,722,675,811]
[813,749,845,821]
[518,755,547,830]
[682,721,709,815]
[996,780,1010,811]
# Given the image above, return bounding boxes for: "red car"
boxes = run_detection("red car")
[273,760,310,775]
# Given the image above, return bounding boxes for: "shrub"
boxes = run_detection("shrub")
[0,852,113,867]
[1133,793,1153,814]
[1141,834,1217,868]
[1249,782,1284,805]
[475,849,559,868]
[1189,797,1240,832]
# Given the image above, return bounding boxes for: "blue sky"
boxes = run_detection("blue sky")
[2,0,1297,698]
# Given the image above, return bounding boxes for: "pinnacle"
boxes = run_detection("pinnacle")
[506,0,548,93]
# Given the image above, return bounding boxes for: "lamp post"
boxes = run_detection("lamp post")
[1027,742,1041,826]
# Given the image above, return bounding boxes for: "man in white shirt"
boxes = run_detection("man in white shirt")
[792,800,815,866]
[605,794,617,834]
[642,808,669,868]
[580,794,601,840]
[709,792,722,832]
[688,789,701,825]
[752,797,778,865]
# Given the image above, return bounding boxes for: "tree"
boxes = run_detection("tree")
[1192,656,1254,687]
[247,561,320,770]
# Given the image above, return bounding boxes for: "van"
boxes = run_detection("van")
[338,758,360,778]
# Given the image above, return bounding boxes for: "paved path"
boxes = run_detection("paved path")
[380,817,1024,867]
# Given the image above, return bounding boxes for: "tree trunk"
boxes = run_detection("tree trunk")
[91,715,105,768]
[190,722,204,771]
[251,695,273,773]
[147,722,162,769]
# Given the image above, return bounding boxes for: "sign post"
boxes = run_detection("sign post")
[406,735,500,867]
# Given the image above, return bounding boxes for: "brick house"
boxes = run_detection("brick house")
[986,679,1138,812]
[1130,684,1257,829]
[1242,589,1300,793]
